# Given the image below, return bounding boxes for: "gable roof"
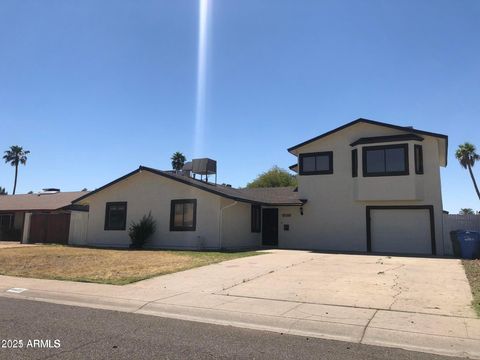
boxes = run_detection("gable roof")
[0,191,89,212]
[73,166,303,206]
[287,118,448,164]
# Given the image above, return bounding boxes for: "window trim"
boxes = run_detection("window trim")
[362,144,409,177]
[251,205,261,233]
[299,151,333,175]
[104,202,127,231]
[170,199,197,232]
[351,149,358,178]
[414,144,424,174]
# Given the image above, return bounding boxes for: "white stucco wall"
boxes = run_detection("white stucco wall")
[220,199,261,249]
[78,170,253,250]
[284,122,446,254]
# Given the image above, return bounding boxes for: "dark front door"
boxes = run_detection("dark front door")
[262,208,278,246]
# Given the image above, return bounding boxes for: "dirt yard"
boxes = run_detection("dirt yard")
[0,245,259,285]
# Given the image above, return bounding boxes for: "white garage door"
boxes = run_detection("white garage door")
[369,208,433,255]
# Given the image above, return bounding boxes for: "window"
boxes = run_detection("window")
[251,205,261,233]
[170,199,197,231]
[362,144,409,177]
[299,151,333,175]
[415,145,424,174]
[104,202,127,230]
[0,213,14,230]
[351,149,358,178]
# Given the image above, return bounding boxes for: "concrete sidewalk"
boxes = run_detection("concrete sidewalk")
[0,241,40,249]
[1,250,479,358]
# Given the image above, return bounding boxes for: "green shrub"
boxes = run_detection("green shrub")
[128,212,156,249]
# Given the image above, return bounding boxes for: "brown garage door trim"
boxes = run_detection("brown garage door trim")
[366,205,436,255]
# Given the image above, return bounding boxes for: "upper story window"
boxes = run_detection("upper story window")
[351,149,358,178]
[299,151,333,175]
[104,202,127,230]
[414,144,424,174]
[362,144,409,177]
[170,199,197,231]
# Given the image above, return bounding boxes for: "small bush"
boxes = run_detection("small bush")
[128,212,156,249]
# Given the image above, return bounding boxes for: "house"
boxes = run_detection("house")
[72,166,302,249]
[0,190,89,244]
[72,118,448,256]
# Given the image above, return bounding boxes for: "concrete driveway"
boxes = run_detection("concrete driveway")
[1,249,478,358]
[218,252,475,317]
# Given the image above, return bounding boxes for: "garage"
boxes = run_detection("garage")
[366,206,435,255]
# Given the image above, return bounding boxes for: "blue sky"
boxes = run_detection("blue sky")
[0,0,479,213]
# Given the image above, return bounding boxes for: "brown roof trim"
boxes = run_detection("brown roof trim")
[349,134,424,147]
[141,166,302,206]
[72,166,303,206]
[287,118,448,165]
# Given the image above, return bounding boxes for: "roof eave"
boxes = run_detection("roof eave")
[72,165,301,206]
[72,168,142,204]
[287,118,448,154]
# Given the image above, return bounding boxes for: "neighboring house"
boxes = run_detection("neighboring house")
[0,190,89,244]
[72,118,448,256]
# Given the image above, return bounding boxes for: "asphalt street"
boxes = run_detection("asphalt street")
[0,297,462,360]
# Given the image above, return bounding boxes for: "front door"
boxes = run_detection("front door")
[262,208,278,246]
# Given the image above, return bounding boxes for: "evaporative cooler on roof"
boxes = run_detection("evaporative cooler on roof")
[191,158,217,183]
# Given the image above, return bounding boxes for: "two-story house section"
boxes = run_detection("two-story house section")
[281,118,448,256]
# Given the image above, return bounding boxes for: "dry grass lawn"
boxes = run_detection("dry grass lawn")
[463,259,480,316]
[0,245,260,285]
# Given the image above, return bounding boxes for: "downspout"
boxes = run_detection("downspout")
[219,200,238,250]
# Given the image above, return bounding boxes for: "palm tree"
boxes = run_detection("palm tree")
[171,152,186,172]
[0,186,7,195]
[455,143,480,200]
[459,208,475,215]
[3,145,30,195]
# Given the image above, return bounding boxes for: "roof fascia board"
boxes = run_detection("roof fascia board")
[287,118,447,153]
[72,166,299,206]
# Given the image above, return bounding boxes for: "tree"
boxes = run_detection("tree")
[0,187,7,195]
[455,142,480,200]
[171,152,186,172]
[247,166,297,188]
[3,145,30,195]
[459,208,475,215]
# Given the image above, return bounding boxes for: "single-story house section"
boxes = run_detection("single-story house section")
[72,118,449,256]
[0,190,89,244]
[72,167,303,249]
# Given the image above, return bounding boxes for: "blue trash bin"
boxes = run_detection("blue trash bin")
[455,230,480,259]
